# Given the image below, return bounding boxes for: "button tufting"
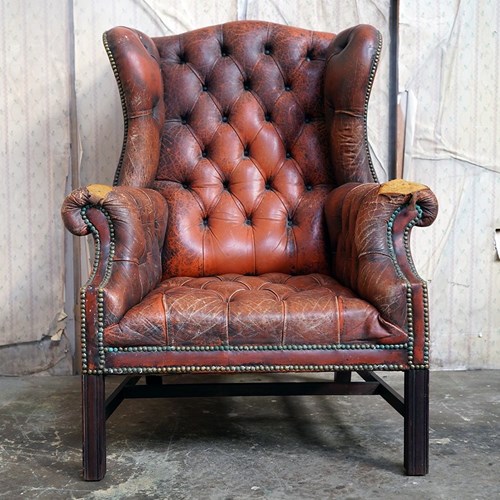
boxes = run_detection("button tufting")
[304,116,311,123]
[305,184,313,191]
[181,115,188,125]
[265,114,271,122]
[287,217,294,227]
[202,217,209,227]
[243,149,249,157]
[286,152,292,158]
[222,115,228,123]
[182,182,190,189]
[244,218,252,226]
[264,45,272,55]
[222,180,230,190]
[243,80,250,91]
[265,182,272,191]
[284,85,291,91]
[202,84,208,91]
[201,150,208,158]
[221,47,229,57]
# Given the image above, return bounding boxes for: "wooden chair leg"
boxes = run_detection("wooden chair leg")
[82,374,106,481]
[404,369,429,475]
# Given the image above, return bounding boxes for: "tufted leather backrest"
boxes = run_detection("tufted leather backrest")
[152,21,337,278]
[104,21,381,278]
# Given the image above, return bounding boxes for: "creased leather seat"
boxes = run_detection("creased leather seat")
[62,20,438,481]
[105,273,408,348]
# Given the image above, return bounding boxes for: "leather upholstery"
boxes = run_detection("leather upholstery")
[62,185,168,324]
[105,273,408,348]
[325,182,438,328]
[62,20,438,375]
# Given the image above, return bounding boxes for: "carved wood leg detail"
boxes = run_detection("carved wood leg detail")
[82,374,106,481]
[404,369,429,475]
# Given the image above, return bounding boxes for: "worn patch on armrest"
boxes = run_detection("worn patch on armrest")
[379,179,428,195]
[87,184,113,203]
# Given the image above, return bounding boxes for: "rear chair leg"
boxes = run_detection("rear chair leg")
[404,369,429,475]
[82,374,106,481]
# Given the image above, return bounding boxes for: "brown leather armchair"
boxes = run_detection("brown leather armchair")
[62,21,438,481]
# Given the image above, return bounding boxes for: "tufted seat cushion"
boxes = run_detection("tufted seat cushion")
[104,273,408,348]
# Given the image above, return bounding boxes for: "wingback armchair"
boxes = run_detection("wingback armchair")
[62,21,438,481]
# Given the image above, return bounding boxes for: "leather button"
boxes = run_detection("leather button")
[181,116,188,125]
[244,218,252,226]
[264,45,272,55]
[202,217,209,227]
[222,115,228,123]
[286,152,292,159]
[222,180,229,190]
[265,114,271,122]
[305,184,313,191]
[202,85,208,91]
[284,85,291,91]
[287,217,294,227]
[265,183,272,191]
[304,116,311,123]
[201,150,208,158]
[243,149,249,157]
[243,81,250,91]
[182,182,190,189]
[221,47,229,57]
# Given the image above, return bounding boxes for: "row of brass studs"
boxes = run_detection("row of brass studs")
[94,363,410,375]
[80,204,117,373]
[403,205,424,276]
[104,343,408,353]
[404,206,429,366]
[422,281,430,366]
[387,204,431,369]
[80,206,101,285]
[364,31,382,183]
[386,205,415,365]
[80,288,88,372]
[103,32,129,187]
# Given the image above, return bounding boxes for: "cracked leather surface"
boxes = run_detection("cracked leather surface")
[62,21,438,368]
[104,273,408,347]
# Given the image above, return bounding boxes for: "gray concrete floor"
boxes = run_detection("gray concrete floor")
[0,371,498,499]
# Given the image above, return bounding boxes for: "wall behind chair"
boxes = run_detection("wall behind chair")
[0,0,498,373]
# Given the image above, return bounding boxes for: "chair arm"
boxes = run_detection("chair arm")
[62,184,168,325]
[325,180,438,330]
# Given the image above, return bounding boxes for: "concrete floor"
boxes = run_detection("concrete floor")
[0,371,498,499]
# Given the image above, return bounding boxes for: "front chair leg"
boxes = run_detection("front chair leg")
[404,369,429,475]
[82,374,106,481]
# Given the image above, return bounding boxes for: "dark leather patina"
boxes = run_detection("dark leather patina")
[62,21,438,374]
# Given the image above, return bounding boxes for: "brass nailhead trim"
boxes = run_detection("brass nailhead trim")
[101,363,416,375]
[364,31,382,183]
[103,32,129,187]
[80,205,116,374]
[104,343,408,353]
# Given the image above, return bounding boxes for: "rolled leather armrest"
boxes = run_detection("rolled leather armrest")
[61,184,168,324]
[324,179,438,328]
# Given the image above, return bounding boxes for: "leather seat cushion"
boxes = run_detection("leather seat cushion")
[104,273,408,348]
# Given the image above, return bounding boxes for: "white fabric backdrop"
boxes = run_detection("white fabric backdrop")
[0,0,498,371]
